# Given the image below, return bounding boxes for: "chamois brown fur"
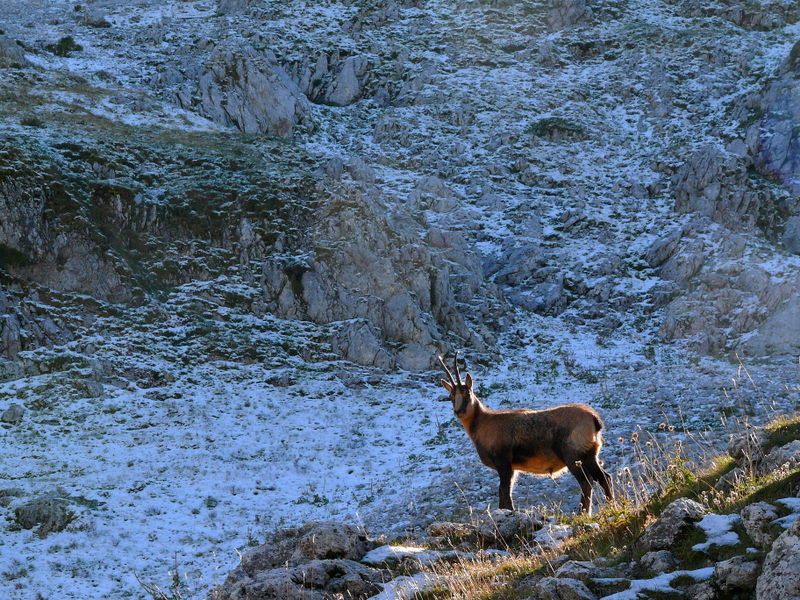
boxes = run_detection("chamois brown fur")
[438,355,613,513]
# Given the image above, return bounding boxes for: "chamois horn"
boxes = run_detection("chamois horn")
[438,355,457,387]
[453,351,463,385]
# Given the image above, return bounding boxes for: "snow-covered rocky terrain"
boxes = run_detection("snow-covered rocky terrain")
[1,0,799,598]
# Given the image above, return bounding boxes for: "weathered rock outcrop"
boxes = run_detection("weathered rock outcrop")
[756,517,800,600]
[747,41,800,197]
[176,46,311,136]
[637,498,706,552]
[209,522,382,600]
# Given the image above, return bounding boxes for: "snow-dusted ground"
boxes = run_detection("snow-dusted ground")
[2,0,800,599]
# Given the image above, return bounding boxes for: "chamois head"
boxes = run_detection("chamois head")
[438,354,476,416]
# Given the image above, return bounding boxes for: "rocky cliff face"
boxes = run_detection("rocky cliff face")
[1,0,799,374]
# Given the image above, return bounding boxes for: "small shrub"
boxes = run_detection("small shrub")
[20,115,44,128]
[46,36,83,57]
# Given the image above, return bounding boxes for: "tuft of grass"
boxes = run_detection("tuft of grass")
[45,35,83,57]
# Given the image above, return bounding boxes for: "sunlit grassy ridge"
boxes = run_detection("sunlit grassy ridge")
[402,414,800,600]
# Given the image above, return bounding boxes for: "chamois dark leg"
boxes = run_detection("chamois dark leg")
[567,462,594,514]
[496,462,515,511]
[584,456,614,502]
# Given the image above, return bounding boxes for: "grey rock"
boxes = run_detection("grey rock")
[782,216,800,254]
[637,498,706,551]
[553,560,597,581]
[82,9,111,28]
[1,403,24,425]
[758,440,800,476]
[324,56,368,106]
[638,550,675,574]
[535,576,597,600]
[14,490,75,536]
[756,517,800,600]
[673,146,765,230]
[728,428,769,467]
[185,46,310,136]
[740,502,780,549]
[475,509,545,542]
[0,34,29,67]
[749,42,800,196]
[292,521,371,562]
[738,296,800,357]
[211,558,382,600]
[547,0,592,31]
[715,555,759,592]
[330,320,394,370]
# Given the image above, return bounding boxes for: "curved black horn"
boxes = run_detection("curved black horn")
[453,351,463,385]
[438,355,457,386]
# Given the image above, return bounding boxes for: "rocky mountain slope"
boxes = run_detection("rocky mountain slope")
[0,0,799,598]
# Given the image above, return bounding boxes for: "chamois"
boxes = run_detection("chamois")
[438,355,613,514]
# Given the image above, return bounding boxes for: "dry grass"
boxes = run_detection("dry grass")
[413,413,800,600]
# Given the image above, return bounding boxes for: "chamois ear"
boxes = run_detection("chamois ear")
[440,379,454,393]
[465,373,473,390]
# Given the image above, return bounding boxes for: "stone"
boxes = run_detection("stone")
[756,517,800,599]
[637,498,706,551]
[727,428,769,467]
[210,558,382,600]
[475,509,545,542]
[1,403,24,425]
[185,46,310,136]
[82,9,111,28]
[535,576,597,600]
[758,440,800,475]
[740,296,800,357]
[782,216,800,254]
[14,490,75,536]
[715,555,759,592]
[330,320,394,370]
[554,560,597,581]
[0,34,30,67]
[547,0,592,31]
[748,42,800,196]
[324,56,368,106]
[740,502,780,549]
[638,550,675,574]
[292,522,371,562]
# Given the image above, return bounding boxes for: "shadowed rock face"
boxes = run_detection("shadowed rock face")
[748,41,800,197]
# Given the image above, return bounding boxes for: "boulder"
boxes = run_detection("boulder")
[757,440,800,476]
[211,559,382,600]
[0,35,30,67]
[14,490,76,536]
[748,41,800,196]
[740,502,780,549]
[184,46,310,136]
[547,0,592,31]
[324,56,369,106]
[715,555,759,592]
[637,498,706,551]
[782,216,800,254]
[210,522,379,600]
[756,517,800,599]
[1,403,24,425]
[535,576,597,600]
[638,550,675,574]
[475,509,545,542]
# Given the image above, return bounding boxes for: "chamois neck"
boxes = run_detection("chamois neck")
[457,396,486,434]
